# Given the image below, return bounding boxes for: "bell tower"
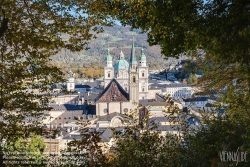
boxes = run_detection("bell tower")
[67,69,75,91]
[138,46,148,100]
[129,37,139,102]
[104,45,114,88]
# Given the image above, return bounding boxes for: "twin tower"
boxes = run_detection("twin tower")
[104,40,149,101]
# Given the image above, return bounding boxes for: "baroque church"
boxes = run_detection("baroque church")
[103,40,149,101]
[95,40,149,116]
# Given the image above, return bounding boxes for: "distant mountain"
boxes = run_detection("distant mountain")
[50,25,172,76]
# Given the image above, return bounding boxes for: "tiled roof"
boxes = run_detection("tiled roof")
[75,85,91,88]
[84,81,99,88]
[49,104,85,111]
[183,97,208,102]
[85,93,99,101]
[95,79,129,102]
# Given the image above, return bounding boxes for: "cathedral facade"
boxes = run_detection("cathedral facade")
[103,40,149,101]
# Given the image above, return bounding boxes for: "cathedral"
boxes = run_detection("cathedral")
[103,40,149,101]
[95,40,149,116]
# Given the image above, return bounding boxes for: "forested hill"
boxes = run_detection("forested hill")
[50,25,171,78]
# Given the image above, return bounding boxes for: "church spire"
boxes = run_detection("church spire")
[119,50,124,60]
[129,36,137,70]
[141,44,144,55]
[139,45,147,67]
[107,43,110,55]
[105,43,112,67]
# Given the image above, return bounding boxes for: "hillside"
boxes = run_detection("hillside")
[50,25,172,78]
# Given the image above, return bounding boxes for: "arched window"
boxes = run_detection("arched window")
[108,73,110,77]
[133,76,136,83]
[142,73,144,77]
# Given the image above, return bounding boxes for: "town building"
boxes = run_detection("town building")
[161,83,194,99]
[179,97,209,107]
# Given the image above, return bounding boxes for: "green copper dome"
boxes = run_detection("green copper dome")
[139,55,146,61]
[114,60,129,70]
[106,55,112,61]
[105,48,112,61]
[139,47,146,61]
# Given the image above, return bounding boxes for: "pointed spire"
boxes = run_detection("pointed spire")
[107,43,110,55]
[119,50,124,60]
[141,44,144,55]
[106,43,112,62]
[139,44,146,62]
[68,69,74,78]
[130,36,137,65]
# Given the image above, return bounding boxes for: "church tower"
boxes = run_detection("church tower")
[138,46,149,100]
[104,46,114,88]
[129,38,139,103]
[67,69,75,91]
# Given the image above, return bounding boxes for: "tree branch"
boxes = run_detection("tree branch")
[0,9,8,39]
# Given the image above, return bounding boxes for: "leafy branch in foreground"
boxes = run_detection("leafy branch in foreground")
[0,0,114,143]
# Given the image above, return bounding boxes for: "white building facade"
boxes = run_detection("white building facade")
[162,84,194,99]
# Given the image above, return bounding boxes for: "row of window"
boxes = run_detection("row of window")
[168,90,192,94]
[186,101,207,104]
[55,116,80,120]
[172,94,192,97]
